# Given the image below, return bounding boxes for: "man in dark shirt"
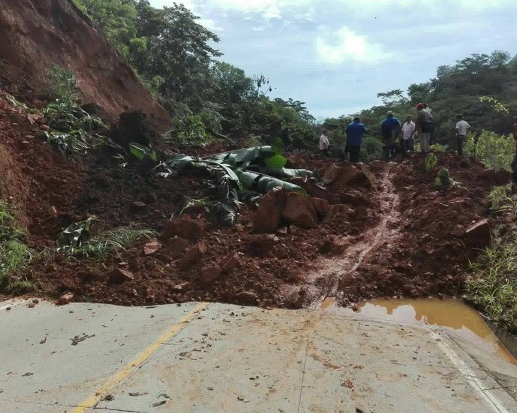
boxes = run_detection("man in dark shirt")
[345,117,367,163]
[380,111,401,161]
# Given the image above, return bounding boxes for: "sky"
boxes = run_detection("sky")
[150,0,517,120]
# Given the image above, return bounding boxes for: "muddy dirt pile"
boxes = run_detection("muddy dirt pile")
[0,90,506,308]
[0,0,170,132]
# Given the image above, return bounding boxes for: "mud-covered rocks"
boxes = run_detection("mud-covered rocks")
[220,252,240,273]
[178,243,206,269]
[253,187,286,233]
[282,192,317,229]
[322,163,376,190]
[164,237,190,258]
[164,216,206,241]
[309,197,330,218]
[201,264,222,283]
[109,268,135,284]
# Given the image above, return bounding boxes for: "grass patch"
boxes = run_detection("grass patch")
[0,201,33,292]
[465,186,517,333]
[58,223,156,261]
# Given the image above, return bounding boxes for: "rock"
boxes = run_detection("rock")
[165,237,190,258]
[27,302,36,308]
[465,219,491,244]
[282,192,317,229]
[178,243,206,269]
[39,124,50,131]
[253,187,286,233]
[164,216,206,242]
[332,165,376,190]
[130,201,148,212]
[309,197,330,218]
[322,164,343,185]
[56,292,74,306]
[220,252,240,273]
[109,268,135,284]
[451,224,465,237]
[143,239,162,255]
[326,204,354,221]
[201,264,222,283]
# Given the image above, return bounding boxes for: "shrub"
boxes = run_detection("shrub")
[45,64,77,103]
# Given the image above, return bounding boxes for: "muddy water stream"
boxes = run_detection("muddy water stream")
[322,297,516,365]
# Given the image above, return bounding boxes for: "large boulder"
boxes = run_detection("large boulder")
[282,192,317,229]
[322,164,343,185]
[253,187,286,233]
[290,177,329,199]
[332,165,376,190]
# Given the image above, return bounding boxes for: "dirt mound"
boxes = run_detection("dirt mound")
[0,90,501,310]
[0,0,170,131]
[0,91,84,247]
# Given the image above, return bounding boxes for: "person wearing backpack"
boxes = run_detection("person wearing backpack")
[412,103,433,153]
[380,111,401,161]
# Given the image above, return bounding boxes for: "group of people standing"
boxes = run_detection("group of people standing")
[319,102,472,163]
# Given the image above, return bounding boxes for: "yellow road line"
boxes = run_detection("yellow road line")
[71,302,210,413]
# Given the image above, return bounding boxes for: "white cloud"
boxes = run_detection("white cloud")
[316,27,391,65]
[198,18,224,32]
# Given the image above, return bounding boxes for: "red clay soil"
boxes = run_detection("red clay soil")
[0,91,503,308]
[0,0,171,132]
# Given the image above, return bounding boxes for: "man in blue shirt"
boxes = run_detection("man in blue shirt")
[345,117,367,163]
[381,111,401,161]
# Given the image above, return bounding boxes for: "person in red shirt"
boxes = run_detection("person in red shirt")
[510,116,517,182]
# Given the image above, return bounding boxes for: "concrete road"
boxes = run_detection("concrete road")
[1,299,516,413]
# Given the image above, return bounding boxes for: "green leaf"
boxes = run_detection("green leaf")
[263,154,287,169]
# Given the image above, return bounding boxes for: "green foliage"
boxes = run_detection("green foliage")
[472,130,514,170]
[172,114,213,146]
[435,167,452,187]
[466,223,517,333]
[0,201,33,292]
[360,136,383,162]
[45,64,77,103]
[58,216,155,260]
[488,185,517,215]
[58,216,96,253]
[429,143,447,152]
[425,153,438,171]
[73,0,137,58]
[78,227,156,260]
[129,142,157,162]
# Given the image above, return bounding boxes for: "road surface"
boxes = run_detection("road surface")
[1,299,516,412]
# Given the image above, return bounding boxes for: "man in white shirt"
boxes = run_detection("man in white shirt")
[455,114,470,156]
[319,129,330,156]
[401,115,415,155]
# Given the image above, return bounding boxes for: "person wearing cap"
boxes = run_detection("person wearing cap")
[380,111,401,161]
[319,129,331,156]
[412,103,433,153]
[511,116,517,180]
[345,116,367,163]
[455,114,470,156]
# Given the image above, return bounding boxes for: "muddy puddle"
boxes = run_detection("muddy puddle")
[322,297,516,365]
